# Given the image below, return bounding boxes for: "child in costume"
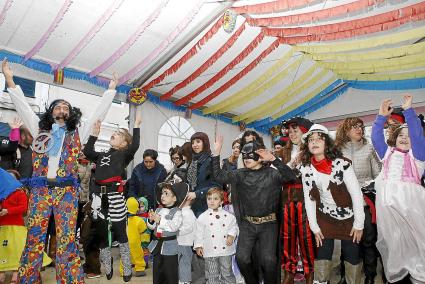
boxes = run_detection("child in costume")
[119,197,147,277]
[299,124,365,284]
[138,197,151,265]
[0,169,51,284]
[194,187,238,284]
[83,110,142,282]
[147,182,188,284]
[372,95,425,283]
[177,196,196,284]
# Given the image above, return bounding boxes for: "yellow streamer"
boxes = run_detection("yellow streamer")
[271,76,338,120]
[245,69,330,123]
[309,42,425,62]
[318,53,425,71]
[202,50,294,115]
[294,26,425,54]
[340,70,425,81]
[233,64,317,122]
[335,60,425,75]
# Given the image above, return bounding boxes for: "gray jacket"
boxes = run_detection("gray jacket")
[341,141,381,187]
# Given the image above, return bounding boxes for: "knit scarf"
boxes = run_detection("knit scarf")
[311,157,332,175]
[187,152,210,189]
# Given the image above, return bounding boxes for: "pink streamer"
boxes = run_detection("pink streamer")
[89,0,170,77]
[0,0,14,26]
[56,0,125,70]
[118,0,204,85]
[24,0,74,61]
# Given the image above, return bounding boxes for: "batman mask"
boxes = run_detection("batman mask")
[241,141,260,161]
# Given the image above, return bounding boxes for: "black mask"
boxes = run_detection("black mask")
[241,142,260,161]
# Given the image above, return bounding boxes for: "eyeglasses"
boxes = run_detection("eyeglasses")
[351,124,364,130]
[171,156,181,161]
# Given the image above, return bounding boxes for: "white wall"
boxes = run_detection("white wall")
[134,100,272,167]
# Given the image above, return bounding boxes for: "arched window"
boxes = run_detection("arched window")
[157,116,195,169]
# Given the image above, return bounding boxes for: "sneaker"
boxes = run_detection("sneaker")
[86,273,101,279]
[112,241,119,247]
[134,271,147,277]
[294,273,305,282]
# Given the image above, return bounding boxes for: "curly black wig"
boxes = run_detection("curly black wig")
[38,99,82,131]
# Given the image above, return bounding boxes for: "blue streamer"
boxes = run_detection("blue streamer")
[346,78,425,90]
[248,80,344,128]
[0,50,267,133]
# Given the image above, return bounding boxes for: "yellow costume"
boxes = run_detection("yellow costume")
[119,198,147,276]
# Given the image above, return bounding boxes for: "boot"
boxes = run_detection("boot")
[119,242,132,282]
[100,248,113,280]
[364,276,374,284]
[47,235,57,267]
[305,273,314,284]
[344,261,362,284]
[282,272,295,284]
[338,261,347,284]
[313,260,332,284]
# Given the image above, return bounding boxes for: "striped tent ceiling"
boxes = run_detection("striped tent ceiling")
[1,0,424,131]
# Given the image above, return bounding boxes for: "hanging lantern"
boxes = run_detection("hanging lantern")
[128,87,147,105]
[239,122,246,132]
[223,9,237,33]
[185,108,192,119]
[53,69,64,85]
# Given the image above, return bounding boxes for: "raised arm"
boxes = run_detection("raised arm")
[211,135,238,184]
[372,99,393,159]
[124,108,142,165]
[3,60,39,137]
[79,74,119,143]
[83,120,101,162]
[402,95,425,161]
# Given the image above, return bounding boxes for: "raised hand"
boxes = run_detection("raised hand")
[92,120,101,136]
[401,94,413,110]
[108,72,119,90]
[2,59,16,88]
[256,148,275,162]
[378,99,393,117]
[8,117,23,129]
[213,134,223,156]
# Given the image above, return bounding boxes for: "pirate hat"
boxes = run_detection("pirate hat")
[281,117,314,134]
[156,182,190,208]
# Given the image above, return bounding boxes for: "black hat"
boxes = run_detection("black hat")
[156,182,190,208]
[281,117,314,134]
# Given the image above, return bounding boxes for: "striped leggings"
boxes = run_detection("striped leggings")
[281,201,315,274]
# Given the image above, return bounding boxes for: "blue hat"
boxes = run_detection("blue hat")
[0,168,22,201]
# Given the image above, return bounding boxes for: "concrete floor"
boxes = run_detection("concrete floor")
[38,242,385,284]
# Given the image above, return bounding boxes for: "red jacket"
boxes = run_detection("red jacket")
[0,190,28,226]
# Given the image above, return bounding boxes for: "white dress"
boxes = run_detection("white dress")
[375,148,425,282]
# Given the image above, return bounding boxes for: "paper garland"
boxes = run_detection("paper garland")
[174,31,265,106]
[188,39,280,110]
[24,0,74,61]
[308,42,425,61]
[244,67,328,124]
[160,21,246,101]
[118,0,204,85]
[264,10,425,44]
[90,0,170,77]
[341,70,425,81]
[203,49,294,115]
[143,13,223,91]
[294,26,425,54]
[271,75,337,119]
[56,0,125,70]
[246,0,383,27]
[232,0,318,15]
[0,0,14,26]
